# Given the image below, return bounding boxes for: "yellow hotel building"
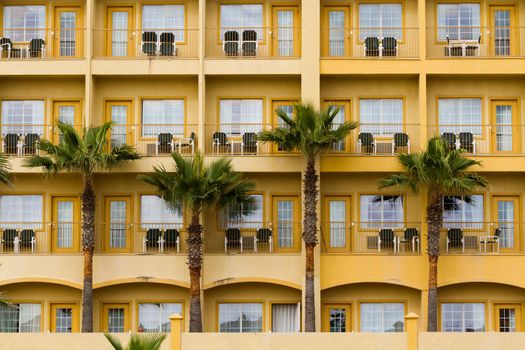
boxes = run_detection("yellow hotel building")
[0,0,524,336]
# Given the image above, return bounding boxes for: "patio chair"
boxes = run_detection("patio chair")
[364,37,380,57]
[241,132,258,154]
[382,37,398,57]
[254,228,272,253]
[446,228,464,253]
[0,38,12,58]
[28,38,45,58]
[465,34,481,57]
[213,132,231,154]
[223,31,239,56]
[358,132,375,153]
[398,228,419,252]
[23,133,40,155]
[160,32,176,56]
[458,132,475,153]
[393,132,410,153]
[378,228,396,252]
[242,30,258,56]
[441,132,458,151]
[156,133,174,154]
[3,134,21,155]
[164,229,180,252]
[479,227,500,253]
[177,132,196,154]
[19,229,36,253]
[142,31,158,56]
[1,229,17,253]
[446,36,463,57]
[143,228,162,252]
[224,228,243,253]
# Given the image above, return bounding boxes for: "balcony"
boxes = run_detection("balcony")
[320,27,419,59]
[321,222,422,255]
[204,124,420,156]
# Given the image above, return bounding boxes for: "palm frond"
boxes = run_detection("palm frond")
[104,333,166,350]
[0,154,14,185]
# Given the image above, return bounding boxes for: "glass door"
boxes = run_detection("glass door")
[323,196,351,252]
[272,195,300,252]
[52,100,81,144]
[494,304,522,332]
[491,100,519,153]
[489,6,518,56]
[51,196,80,253]
[322,6,351,57]
[102,303,130,332]
[106,7,134,57]
[492,195,520,252]
[272,6,300,57]
[105,100,133,149]
[50,304,79,333]
[54,7,83,58]
[323,304,351,332]
[271,100,297,153]
[324,100,351,152]
[104,196,132,252]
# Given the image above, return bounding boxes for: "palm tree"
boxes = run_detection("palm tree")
[378,137,487,331]
[258,103,358,332]
[138,152,257,332]
[0,153,14,186]
[24,121,140,332]
[105,333,166,350]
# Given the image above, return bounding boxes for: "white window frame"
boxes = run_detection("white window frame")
[360,98,404,136]
[223,194,263,229]
[142,5,185,42]
[219,4,264,41]
[443,194,484,229]
[0,195,43,229]
[0,303,42,333]
[140,195,183,230]
[2,5,46,42]
[141,99,185,138]
[441,302,486,332]
[358,3,403,40]
[438,98,482,136]
[360,302,405,332]
[1,100,45,136]
[219,99,264,135]
[437,3,481,41]
[359,194,404,229]
[218,302,263,333]
[138,302,183,332]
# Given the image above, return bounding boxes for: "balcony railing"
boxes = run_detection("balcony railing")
[204,221,299,254]
[205,27,301,58]
[428,124,525,155]
[92,29,198,59]
[441,222,523,254]
[427,27,525,58]
[321,222,422,255]
[0,28,85,59]
[320,27,419,59]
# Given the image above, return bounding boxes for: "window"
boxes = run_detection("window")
[140,195,183,230]
[142,5,185,42]
[0,195,43,229]
[443,194,484,229]
[138,303,182,332]
[220,4,263,40]
[0,303,41,333]
[441,303,485,332]
[2,6,46,42]
[219,99,263,135]
[438,98,482,136]
[272,303,300,332]
[360,303,404,332]
[141,99,185,137]
[223,194,263,229]
[360,99,403,136]
[360,195,404,229]
[437,3,481,41]
[1,100,45,135]
[218,303,263,333]
[359,4,402,40]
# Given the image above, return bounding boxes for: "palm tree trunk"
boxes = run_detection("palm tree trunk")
[303,158,318,332]
[426,192,442,332]
[187,213,203,332]
[81,175,95,332]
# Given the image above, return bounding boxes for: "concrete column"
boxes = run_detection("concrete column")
[418,0,426,59]
[405,312,420,350]
[301,0,320,106]
[169,313,183,350]
[84,0,94,126]
[197,0,206,153]
[420,289,429,331]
